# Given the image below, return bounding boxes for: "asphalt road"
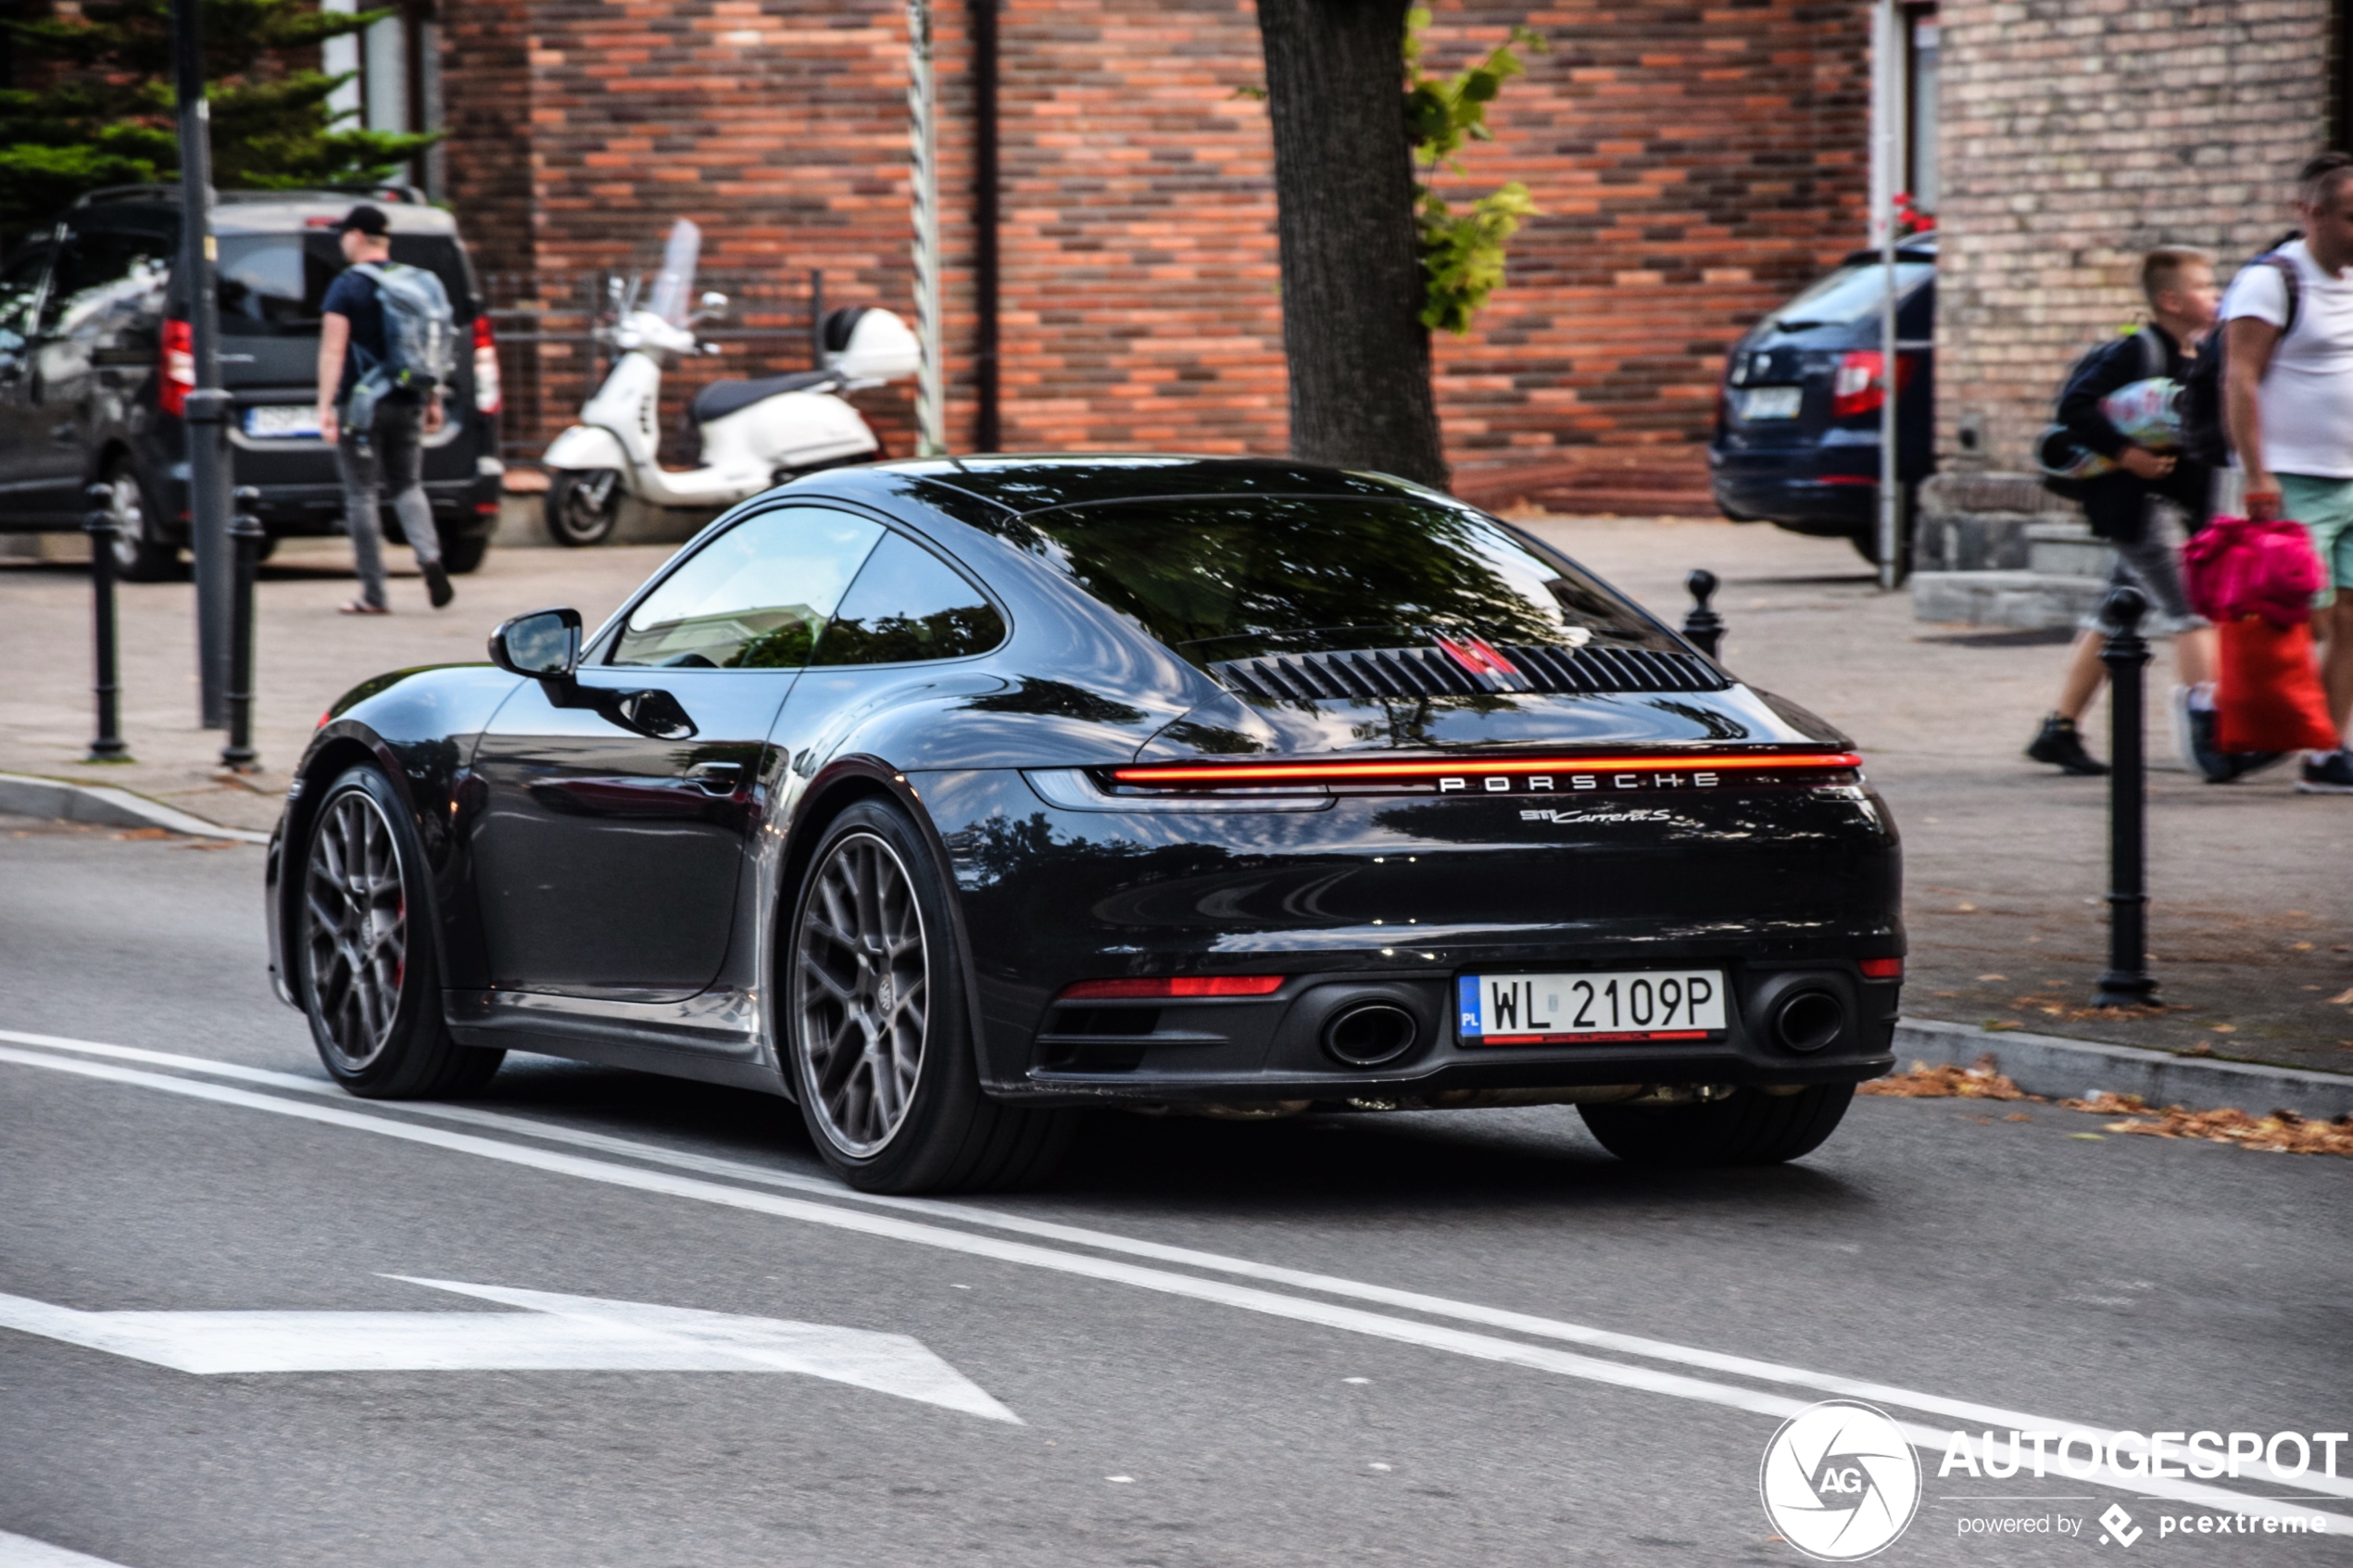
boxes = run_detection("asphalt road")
[3,820,2348,1568]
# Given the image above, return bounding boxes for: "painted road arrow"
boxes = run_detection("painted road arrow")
[0,1275,1019,1423]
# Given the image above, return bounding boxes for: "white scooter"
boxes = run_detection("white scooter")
[541,220,921,546]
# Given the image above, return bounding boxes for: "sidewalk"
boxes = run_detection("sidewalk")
[4,515,2347,1078]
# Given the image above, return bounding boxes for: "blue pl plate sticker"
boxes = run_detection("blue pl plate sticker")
[1458,974,1482,1039]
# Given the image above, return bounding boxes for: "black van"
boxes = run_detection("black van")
[0,185,500,580]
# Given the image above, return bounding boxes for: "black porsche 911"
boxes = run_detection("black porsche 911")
[266,456,1902,1192]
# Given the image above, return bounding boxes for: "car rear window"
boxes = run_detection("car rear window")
[1768,260,1932,332]
[988,496,1678,662]
[217,232,475,335]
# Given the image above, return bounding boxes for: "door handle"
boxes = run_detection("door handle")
[50,420,76,445]
[685,761,743,796]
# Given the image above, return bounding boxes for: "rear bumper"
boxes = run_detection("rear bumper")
[912,769,1905,1102]
[139,415,500,540]
[1000,964,1899,1108]
[1708,444,1881,533]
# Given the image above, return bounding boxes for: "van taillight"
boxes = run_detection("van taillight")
[472,316,502,415]
[159,319,195,416]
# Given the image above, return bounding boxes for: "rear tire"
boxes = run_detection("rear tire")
[296,765,504,1099]
[439,531,489,574]
[1579,1084,1854,1167]
[544,469,621,546]
[98,458,182,582]
[784,799,1070,1194]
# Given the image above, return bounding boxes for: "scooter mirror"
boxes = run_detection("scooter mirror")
[698,291,729,319]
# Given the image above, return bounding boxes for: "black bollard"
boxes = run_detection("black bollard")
[2091,584,2158,1008]
[220,485,263,771]
[82,482,130,761]
[1682,569,1725,659]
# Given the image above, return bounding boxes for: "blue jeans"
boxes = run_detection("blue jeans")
[336,398,440,609]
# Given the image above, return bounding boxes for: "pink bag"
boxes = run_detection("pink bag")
[2181,516,2325,629]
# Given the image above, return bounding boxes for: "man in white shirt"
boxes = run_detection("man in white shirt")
[2223,152,2353,792]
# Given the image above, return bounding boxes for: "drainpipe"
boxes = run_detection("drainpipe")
[972,0,1000,452]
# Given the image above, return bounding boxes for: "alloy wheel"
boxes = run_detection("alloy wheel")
[794,830,929,1157]
[303,789,409,1073]
[103,470,147,573]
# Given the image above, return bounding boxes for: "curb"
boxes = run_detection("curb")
[1893,1017,2353,1120]
[0,771,272,846]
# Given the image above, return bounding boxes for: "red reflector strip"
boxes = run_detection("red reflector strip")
[1058,975,1287,1001]
[1474,1030,1713,1046]
[1110,752,1863,786]
[1858,957,1904,980]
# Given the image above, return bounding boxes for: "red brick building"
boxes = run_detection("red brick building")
[421,0,1874,504]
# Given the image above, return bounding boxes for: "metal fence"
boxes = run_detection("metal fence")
[479,270,832,470]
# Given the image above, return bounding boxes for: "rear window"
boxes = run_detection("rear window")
[987,496,1676,662]
[1768,260,1932,332]
[217,232,475,335]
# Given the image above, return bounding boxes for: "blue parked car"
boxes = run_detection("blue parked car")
[1708,237,1935,561]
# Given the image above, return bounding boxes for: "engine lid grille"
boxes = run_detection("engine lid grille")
[1210,643,1728,703]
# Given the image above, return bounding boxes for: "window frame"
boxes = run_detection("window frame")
[587,501,1011,672]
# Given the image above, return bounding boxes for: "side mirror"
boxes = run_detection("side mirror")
[490,607,583,680]
[697,290,729,320]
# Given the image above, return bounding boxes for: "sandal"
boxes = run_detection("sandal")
[337,600,390,615]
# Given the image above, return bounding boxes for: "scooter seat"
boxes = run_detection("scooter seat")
[687,370,834,425]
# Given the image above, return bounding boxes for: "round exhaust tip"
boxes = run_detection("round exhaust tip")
[1323,1003,1419,1067]
[1771,989,1846,1054]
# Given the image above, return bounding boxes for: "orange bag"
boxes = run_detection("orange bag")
[2214,614,2339,754]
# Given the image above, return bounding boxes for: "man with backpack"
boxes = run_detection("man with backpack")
[2025,247,2225,776]
[314,204,454,615]
[2220,152,2353,792]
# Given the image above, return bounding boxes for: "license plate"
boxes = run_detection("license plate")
[1458,970,1726,1045]
[1739,385,1803,421]
[244,405,321,438]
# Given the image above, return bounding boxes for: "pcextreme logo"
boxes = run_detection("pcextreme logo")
[1761,1400,1924,1561]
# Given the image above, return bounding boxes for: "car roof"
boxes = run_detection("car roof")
[878,455,1440,516]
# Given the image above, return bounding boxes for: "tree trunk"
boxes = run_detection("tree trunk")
[1255,0,1447,490]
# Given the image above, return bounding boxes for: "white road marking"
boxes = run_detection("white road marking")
[0,1274,1016,1422]
[3,1035,2347,1530]
[0,1532,138,1568]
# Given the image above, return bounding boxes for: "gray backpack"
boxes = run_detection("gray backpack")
[346,261,455,430]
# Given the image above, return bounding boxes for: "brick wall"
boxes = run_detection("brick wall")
[433,0,1875,493]
[1933,0,2334,471]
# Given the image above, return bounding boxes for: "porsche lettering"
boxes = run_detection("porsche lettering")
[1437,771,1723,794]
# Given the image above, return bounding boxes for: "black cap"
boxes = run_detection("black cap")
[333,204,390,237]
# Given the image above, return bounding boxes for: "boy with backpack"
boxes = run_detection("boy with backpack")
[2024,247,2225,777]
[2218,152,2353,793]
[314,204,456,615]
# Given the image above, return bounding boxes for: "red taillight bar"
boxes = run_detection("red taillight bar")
[1858,957,1903,980]
[1108,752,1863,786]
[1058,975,1287,1001]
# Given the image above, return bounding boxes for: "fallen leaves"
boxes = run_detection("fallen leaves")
[1863,1061,2353,1158]
[2060,1093,2353,1157]
[1860,1058,2037,1100]
[112,827,170,841]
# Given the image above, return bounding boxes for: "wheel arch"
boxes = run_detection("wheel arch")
[279,729,459,1027]
[771,756,991,1098]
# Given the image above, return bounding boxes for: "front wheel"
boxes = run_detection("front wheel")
[544,469,622,546]
[297,765,504,1098]
[1579,1084,1854,1167]
[98,460,182,581]
[784,799,1070,1193]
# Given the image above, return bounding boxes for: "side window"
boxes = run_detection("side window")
[39,230,171,334]
[610,506,885,669]
[812,531,1006,666]
[0,249,49,352]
